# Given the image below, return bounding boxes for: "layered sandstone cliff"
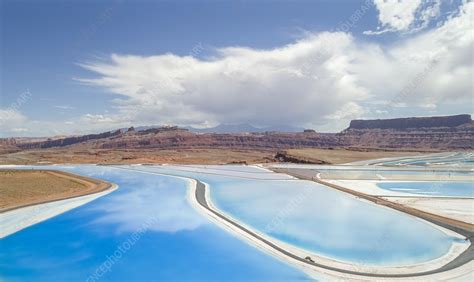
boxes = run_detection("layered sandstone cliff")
[348,114,472,130]
[4,114,473,152]
[339,115,473,150]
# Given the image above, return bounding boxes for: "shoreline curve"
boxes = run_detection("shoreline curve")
[191,179,473,279]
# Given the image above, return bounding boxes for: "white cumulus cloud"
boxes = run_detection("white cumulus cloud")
[365,0,443,35]
[76,2,472,133]
[4,1,472,137]
[78,32,371,130]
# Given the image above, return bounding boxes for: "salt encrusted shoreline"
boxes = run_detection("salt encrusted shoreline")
[324,179,474,225]
[2,165,472,281]
[106,165,473,280]
[187,181,472,281]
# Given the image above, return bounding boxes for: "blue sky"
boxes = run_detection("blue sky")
[1,0,472,137]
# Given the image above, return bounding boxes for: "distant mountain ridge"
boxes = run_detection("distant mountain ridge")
[123,123,305,133]
[186,123,305,133]
[5,114,473,151]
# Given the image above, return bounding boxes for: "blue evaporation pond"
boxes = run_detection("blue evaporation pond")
[183,164,280,174]
[129,165,464,267]
[320,170,474,180]
[376,181,474,198]
[376,152,474,167]
[0,165,308,281]
[139,164,293,180]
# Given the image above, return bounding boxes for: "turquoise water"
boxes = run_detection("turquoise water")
[373,152,474,167]
[0,165,309,281]
[318,169,474,181]
[377,181,474,198]
[131,165,464,267]
[137,164,292,180]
